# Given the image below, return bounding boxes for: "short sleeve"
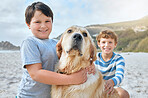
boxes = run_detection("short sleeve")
[20,39,41,68]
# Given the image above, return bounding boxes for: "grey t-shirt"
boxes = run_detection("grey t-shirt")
[17,36,58,98]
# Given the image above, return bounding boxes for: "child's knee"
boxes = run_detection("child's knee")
[122,90,130,98]
[116,88,130,98]
[124,90,130,98]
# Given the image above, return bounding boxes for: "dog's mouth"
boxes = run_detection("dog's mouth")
[66,33,83,56]
[66,48,83,56]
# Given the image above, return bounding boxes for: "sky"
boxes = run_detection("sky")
[0,0,148,46]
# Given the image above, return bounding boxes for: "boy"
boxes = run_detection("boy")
[17,2,94,98]
[94,30,129,98]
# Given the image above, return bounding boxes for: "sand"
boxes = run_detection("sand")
[0,51,148,98]
[120,52,148,98]
[0,51,22,98]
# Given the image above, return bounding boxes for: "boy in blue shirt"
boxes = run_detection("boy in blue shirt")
[94,30,129,98]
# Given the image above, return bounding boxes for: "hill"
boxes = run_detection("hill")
[86,15,148,35]
[85,15,148,52]
[0,41,20,50]
[103,15,148,29]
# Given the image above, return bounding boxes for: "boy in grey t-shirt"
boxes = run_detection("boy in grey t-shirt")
[17,2,92,98]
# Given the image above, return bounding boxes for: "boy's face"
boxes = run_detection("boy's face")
[98,38,117,55]
[26,10,52,39]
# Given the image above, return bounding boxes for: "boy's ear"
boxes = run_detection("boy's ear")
[26,22,31,29]
[97,41,101,47]
[115,42,117,48]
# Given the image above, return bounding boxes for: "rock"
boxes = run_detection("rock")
[0,41,20,50]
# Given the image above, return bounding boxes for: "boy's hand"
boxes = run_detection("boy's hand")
[105,79,114,94]
[86,63,96,75]
[70,69,88,85]
[68,63,96,85]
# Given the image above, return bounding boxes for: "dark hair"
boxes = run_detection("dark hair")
[25,2,53,25]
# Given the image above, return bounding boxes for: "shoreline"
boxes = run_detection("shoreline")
[0,52,148,97]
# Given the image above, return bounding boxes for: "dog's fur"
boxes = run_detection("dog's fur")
[51,26,119,98]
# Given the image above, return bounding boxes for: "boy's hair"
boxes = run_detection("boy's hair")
[96,30,118,44]
[25,2,53,25]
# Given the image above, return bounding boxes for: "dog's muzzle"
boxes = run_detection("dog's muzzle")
[71,33,82,52]
[73,33,83,42]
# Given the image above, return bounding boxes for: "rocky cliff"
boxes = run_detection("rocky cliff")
[0,41,20,50]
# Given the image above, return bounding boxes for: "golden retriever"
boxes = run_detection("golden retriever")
[51,25,119,98]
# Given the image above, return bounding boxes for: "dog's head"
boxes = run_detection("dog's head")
[56,25,97,74]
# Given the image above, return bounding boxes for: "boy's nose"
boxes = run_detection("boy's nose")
[41,23,46,28]
[105,42,109,46]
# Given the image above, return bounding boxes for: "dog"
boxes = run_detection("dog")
[51,25,119,98]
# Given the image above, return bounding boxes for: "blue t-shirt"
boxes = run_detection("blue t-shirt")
[94,52,125,86]
[17,36,58,98]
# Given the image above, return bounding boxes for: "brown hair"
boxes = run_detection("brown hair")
[25,2,53,25]
[96,30,118,44]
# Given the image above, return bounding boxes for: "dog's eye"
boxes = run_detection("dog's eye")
[67,29,72,33]
[82,32,87,37]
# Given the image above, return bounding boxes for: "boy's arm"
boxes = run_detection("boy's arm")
[26,63,88,85]
[111,56,125,86]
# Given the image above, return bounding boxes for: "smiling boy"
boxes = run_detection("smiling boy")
[17,2,90,98]
[94,30,130,98]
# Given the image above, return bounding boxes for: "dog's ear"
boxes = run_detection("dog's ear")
[56,35,63,59]
[89,42,97,64]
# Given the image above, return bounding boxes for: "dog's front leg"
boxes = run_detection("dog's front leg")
[51,85,63,98]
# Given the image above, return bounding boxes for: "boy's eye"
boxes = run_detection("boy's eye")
[35,21,40,23]
[109,42,112,43]
[46,21,50,23]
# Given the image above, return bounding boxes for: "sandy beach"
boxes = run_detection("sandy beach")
[0,51,148,98]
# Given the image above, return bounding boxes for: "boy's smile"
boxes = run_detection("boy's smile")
[98,38,117,55]
[27,10,52,39]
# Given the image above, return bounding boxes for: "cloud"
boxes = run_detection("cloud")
[0,0,148,46]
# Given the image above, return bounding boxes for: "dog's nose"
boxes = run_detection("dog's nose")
[73,34,82,41]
